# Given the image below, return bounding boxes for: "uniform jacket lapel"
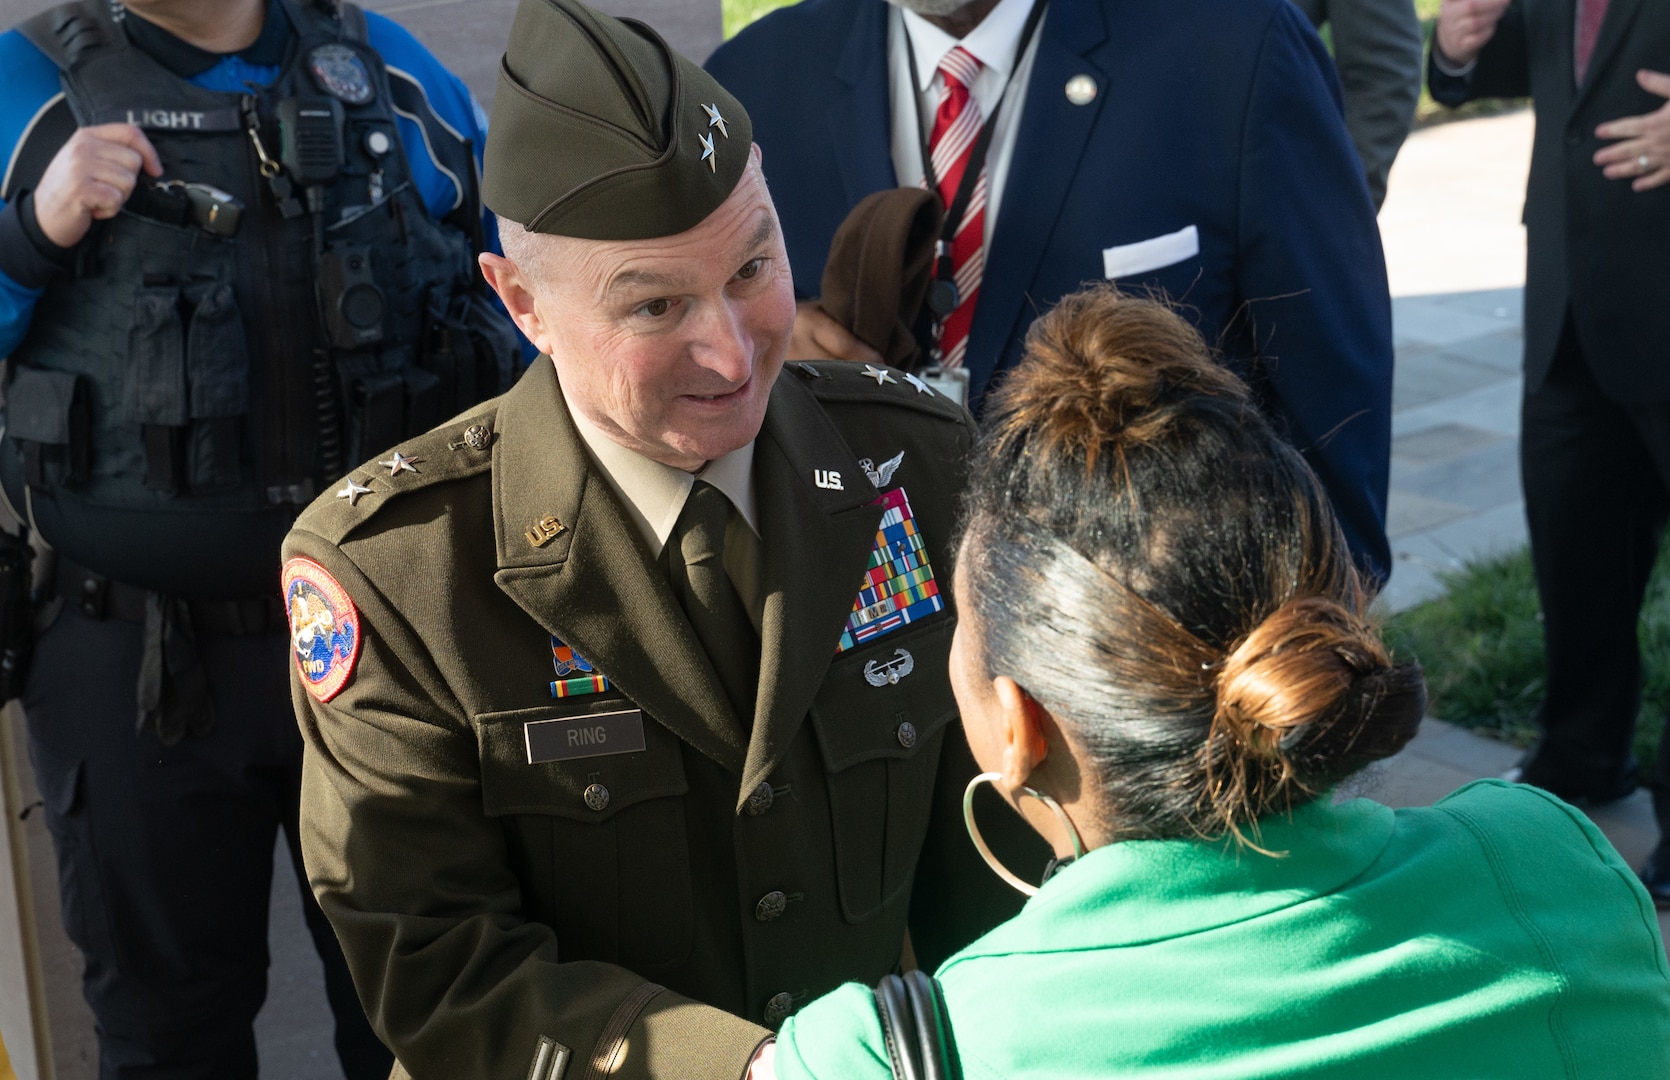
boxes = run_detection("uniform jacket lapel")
[968,0,1109,398]
[829,0,903,208]
[491,358,750,774]
[742,375,882,805]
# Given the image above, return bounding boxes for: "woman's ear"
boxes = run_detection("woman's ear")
[991,676,1052,791]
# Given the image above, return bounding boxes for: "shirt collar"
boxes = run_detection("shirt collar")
[901,0,1037,92]
[562,376,759,556]
[122,0,292,79]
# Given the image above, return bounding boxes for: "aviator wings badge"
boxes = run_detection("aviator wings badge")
[859,451,904,488]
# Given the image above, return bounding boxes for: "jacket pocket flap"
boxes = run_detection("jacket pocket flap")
[477,699,687,822]
[810,616,958,772]
[7,368,83,445]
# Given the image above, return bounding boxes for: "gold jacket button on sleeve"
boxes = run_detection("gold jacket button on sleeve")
[583,783,610,812]
[754,890,788,922]
[744,781,774,816]
[896,722,917,749]
[763,991,795,1026]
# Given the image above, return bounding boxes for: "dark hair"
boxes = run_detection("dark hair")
[957,285,1424,844]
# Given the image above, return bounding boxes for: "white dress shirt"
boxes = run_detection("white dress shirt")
[887,0,1046,250]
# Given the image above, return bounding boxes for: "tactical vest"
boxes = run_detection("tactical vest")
[0,0,516,598]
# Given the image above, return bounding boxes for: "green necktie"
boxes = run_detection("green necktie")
[667,480,760,725]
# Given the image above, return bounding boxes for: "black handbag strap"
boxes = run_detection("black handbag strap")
[874,971,960,1080]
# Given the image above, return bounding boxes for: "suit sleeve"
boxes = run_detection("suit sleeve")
[286,529,768,1080]
[1427,1,1530,106]
[1324,0,1423,208]
[1235,4,1393,585]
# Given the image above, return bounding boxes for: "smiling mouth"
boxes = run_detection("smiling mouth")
[685,379,750,403]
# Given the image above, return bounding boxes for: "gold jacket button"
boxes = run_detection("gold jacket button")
[764,991,795,1026]
[754,890,788,922]
[583,783,610,812]
[896,722,917,749]
[463,423,491,450]
[744,781,774,817]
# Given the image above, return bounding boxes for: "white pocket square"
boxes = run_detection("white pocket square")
[1102,225,1200,279]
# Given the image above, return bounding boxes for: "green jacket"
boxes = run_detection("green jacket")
[774,780,1670,1078]
[284,358,1036,1079]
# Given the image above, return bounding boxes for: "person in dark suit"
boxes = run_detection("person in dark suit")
[706,0,1395,584]
[1429,0,1670,902]
[1292,0,1424,209]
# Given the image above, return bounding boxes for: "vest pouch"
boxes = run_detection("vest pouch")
[183,282,249,492]
[455,291,517,401]
[403,366,441,438]
[346,370,403,466]
[420,291,517,418]
[5,368,90,488]
[123,285,188,493]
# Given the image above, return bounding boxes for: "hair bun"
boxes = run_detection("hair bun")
[987,287,1249,469]
[1213,597,1424,785]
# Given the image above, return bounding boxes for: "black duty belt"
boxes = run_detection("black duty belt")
[58,559,287,636]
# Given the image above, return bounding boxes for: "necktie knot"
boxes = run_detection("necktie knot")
[938,46,982,97]
[675,479,731,570]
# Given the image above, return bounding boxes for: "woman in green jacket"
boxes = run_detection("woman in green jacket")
[751,286,1670,1079]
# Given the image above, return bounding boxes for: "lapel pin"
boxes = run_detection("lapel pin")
[860,451,904,488]
[795,362,822,379]
[335,477,373,506]
[1065,74,1097,106]
[814,469,844,491]
[864,648,916,687]
[379,451,423,476]
[699,132,716,172]
[701,102,729,139]
[861,364,896,386]
[903,372,935,396]
[526,514,565,548]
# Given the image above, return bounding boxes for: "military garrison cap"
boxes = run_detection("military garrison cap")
[483,0,753,240]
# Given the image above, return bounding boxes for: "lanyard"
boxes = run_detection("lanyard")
[903,0,1049,320]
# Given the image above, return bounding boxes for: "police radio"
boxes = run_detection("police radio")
[276,95,345,186]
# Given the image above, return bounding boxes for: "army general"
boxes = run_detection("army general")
[282,0,1040,1076]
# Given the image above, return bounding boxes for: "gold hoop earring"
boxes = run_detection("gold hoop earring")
[962,772,1086,896]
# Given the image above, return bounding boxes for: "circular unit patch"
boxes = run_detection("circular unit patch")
[283,557,362,703]
[308,43,375,105]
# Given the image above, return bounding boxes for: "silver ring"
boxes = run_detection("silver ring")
[1641,154,1653,171]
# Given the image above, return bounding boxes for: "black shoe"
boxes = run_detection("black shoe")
[1504,756,1640,808]
[1638,841,1670,910]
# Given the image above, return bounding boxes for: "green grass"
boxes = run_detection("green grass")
[1384,545,1670,769]
[723,0,797,38]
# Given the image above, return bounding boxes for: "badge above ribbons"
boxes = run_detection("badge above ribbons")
[550,635,612,699]
[283,558,362,702]
[836,487,944,654]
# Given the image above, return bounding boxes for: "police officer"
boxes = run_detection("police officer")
[0,0,516,1075]
[282,1,1043,1076]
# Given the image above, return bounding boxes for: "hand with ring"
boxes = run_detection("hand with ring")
[1594,69,1670,192]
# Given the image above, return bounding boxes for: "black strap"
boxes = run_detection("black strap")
[903,0,1048,286]
[874,971,960,1080]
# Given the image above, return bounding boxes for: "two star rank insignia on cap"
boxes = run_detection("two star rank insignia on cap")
[699,102,729,172]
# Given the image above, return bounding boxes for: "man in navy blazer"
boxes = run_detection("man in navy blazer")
[707,0,1394,582]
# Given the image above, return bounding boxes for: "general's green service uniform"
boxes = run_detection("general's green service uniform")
[283,3,1033,1076]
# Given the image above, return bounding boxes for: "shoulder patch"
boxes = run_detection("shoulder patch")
[283,557,361,703]
[294,408,500,545]
[793,360,969,423]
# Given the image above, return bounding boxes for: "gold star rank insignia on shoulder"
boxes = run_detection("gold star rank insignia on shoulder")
[335,477,373,506]
[861,364,896,386]
[699,132,716,172]
[379,451,423,476]
[701,102,729,139]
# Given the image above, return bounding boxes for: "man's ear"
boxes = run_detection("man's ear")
[480,253,552,353]
[991,676,1052,790]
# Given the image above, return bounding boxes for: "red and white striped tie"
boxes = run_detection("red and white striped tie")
[926,46,985,371]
